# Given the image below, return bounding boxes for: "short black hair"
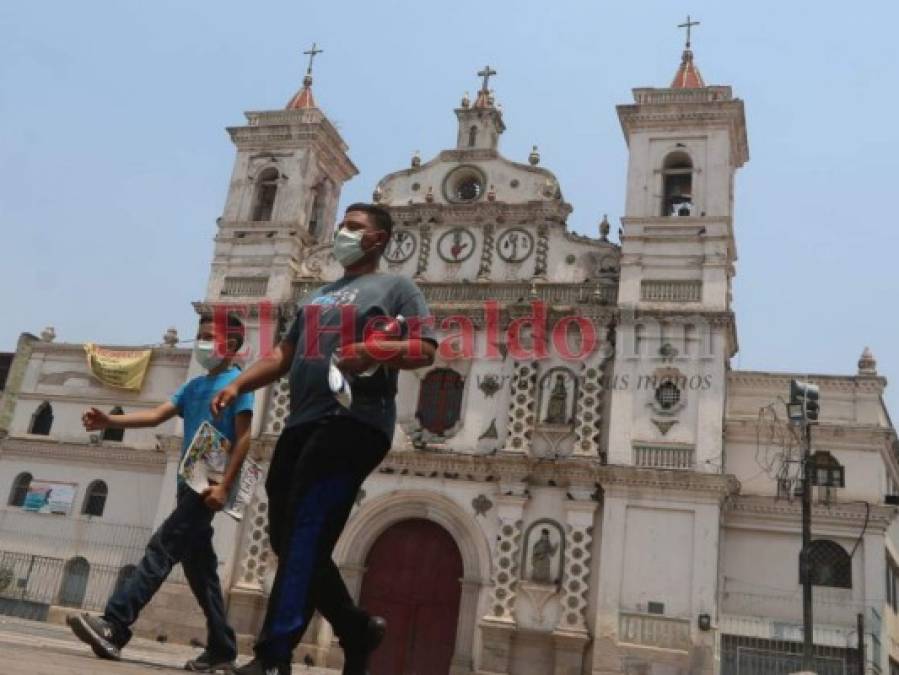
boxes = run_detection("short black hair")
[345,202,394,240]
[198,313,245,351]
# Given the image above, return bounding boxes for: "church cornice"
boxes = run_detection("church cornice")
[0,436,167,471]
[725,494,895,535]
[725,416,895,447]
[376,449,740,499]
[388,200,572,226]
[28,342,191,366]
[728,370,887,395]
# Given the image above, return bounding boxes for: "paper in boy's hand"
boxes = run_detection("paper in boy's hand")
[179,421,231,494]
[223,458,262,521]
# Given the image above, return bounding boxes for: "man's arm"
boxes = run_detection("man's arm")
[202,410,252,511]
[336,338,436,374]
[210,340,296,416]
[82,402,178,431]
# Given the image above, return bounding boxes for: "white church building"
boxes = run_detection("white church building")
[1,39,898,675]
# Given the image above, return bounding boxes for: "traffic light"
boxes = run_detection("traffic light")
[789,379,820,424]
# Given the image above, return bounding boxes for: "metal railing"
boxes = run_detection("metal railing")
[633,444,695,470]
[640,280,702,303]
[618,611,692,651]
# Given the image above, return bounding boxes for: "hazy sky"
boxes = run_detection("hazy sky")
[1,1,896,412]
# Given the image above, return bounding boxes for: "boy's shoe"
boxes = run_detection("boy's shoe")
[185,650,237,672]
[342,615,387,675]
[66,613,123,661]
[232,657,290,675]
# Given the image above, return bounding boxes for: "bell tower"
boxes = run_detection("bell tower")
[454,65,506,151]
[607,23,749,470]
[206,44,358,304]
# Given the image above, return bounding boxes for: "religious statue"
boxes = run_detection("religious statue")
[530,528,559,584]
[544,374,569,424]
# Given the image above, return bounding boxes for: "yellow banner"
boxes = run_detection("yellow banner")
[83,343,152,391]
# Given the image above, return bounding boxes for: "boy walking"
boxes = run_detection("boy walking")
[68,314,254,673]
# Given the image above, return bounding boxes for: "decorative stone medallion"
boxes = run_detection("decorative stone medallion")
[385,229,417,264]
[437,227,476,263]
[497,228,535,263]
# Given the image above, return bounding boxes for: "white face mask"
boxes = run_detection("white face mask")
[194,340,225,371]
[333,228,367,267]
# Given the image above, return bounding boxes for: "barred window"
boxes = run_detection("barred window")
[30,401,53,435]
[8,472,32,507]
[100,407,124,442]
[416,369,464,435]
[82,480,108,517]
[655,381,681,410]
[800,539,851,589]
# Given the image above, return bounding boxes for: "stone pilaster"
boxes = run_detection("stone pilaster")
[479,493,527,674]
[152,435,182,529]
[501,361,537,455]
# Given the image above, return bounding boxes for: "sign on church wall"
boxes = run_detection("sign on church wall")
[22,480,76,515]
[83,343,152,391]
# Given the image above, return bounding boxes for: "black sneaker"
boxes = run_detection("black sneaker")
[232,657,290,675]
[185,650,237,672]
[342,616,387,675]
[66,613,123,660]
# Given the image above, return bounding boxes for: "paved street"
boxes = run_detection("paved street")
[0,616,336,674]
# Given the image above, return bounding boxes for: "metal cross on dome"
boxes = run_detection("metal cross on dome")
[477,64,497,92]
[678,15,700,49]
[303,42,323,75]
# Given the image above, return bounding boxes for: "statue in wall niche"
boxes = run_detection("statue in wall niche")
[544,374,569,424]
[530,528,559,584]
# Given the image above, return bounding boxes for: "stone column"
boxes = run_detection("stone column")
[227,464,272,636]
[592,490,627,675]
[501,361,537,455]
[450,577,482,675]
[478,493,527,674]
[552,491,597,675]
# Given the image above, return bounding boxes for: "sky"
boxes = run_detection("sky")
[1,1,897,412]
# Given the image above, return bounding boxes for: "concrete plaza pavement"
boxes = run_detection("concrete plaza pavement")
[0,616,337,674]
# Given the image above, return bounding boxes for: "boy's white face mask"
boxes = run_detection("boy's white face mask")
[332,228,367,267]
[194,340,224,371]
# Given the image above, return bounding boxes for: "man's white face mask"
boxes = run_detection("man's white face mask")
[194,340,224,371]
[332,228,367,267]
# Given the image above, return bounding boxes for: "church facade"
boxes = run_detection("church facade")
[1,42,898,675]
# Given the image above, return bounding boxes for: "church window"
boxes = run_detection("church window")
[800,539,851,589]
[82,480,108,517]
[416,369,464,434]
[661,152,694,217]
[30,401,53,435]
[252,167,279,221]
[8,472,32,507]
[101,407,124,442]
[456,178,481,201]
[468,125,478,147]
[654,381,681,411]
[58,557,90,608]
[308,182,327,237]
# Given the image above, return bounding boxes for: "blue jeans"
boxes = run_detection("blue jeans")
[103,484,237,658]
[255,417,390,662]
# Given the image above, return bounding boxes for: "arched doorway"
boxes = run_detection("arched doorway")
[359,518,463,675]
[59,556,90,608]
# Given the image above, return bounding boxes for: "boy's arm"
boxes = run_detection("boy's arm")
[210,340,295,416]
[336,338,437,374]
[202,410,252,511]
[82,402,178,431]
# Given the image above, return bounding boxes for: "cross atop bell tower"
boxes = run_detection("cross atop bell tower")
[671,15,705,89]
[455,65,505,150]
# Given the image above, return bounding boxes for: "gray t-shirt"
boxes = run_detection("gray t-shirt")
[284,273,436,442]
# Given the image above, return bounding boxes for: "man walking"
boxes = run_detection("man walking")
[211,203,437,675]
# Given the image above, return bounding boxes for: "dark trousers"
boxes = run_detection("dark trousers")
[103,484,237,659]
[255,417,390,662]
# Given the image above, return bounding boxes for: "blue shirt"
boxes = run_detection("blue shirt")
[170,366,254,461]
